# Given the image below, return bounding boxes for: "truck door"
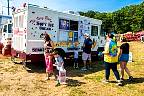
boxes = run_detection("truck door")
[99,29,106,48]
[90,25,99,51]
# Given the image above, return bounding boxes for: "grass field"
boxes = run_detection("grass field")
[0,41,144,96]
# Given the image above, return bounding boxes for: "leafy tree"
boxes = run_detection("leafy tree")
[79,1,144,34]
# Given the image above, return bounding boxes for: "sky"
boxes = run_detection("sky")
[0,0,143,16]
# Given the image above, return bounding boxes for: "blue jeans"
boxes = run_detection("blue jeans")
[104,62,120,80]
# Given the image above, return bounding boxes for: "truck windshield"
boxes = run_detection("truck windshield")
[8,24,12,33]
[3,25,7,33]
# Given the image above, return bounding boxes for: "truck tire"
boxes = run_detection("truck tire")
[22,60,31,71]
[11,57,17,64]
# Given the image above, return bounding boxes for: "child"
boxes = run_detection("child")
[73,47,79,69]
[53,51,66,86]
[73,41,79,69]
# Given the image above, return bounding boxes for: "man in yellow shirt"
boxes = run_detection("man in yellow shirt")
[103,33,122,86]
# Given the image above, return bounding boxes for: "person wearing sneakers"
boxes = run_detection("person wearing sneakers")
[119,41,133,82]
[73,41,79,69]
[102,33,122,86]
[53,50,65,87]
[81,33,93,71]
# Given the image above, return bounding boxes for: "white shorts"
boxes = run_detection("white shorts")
[82,52,91,61]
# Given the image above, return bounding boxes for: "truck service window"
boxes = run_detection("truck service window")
[91,26,98,36]
[70,20,78,31]
[3,25,7,33]
[59,19,70,30]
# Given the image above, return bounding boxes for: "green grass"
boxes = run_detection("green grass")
[69,88,87,96]
[0,42,144,96]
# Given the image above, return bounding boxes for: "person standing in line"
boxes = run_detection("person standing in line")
[73,47,79,69]
[81,33,93,71]
[44,33,54,80]
[102,33,122,86]
[73,41,79,69]
[119,41,133,81]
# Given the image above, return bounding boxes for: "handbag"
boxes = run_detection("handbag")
[58,67,66,83]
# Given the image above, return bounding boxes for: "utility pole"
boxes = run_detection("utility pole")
[7,0,10,15]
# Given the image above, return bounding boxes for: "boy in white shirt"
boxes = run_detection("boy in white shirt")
[53,51,65,86]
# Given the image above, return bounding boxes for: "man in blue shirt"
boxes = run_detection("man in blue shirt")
[81,33,92,71]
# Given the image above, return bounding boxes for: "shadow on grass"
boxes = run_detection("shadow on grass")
[17,60,105,78]
[23,62,46,73]
[13,62,22,64]
[66,61,105,77]
[108,77,144,86]
[11,60,45,73]
[66,79,86,87]
[123,77,144,85]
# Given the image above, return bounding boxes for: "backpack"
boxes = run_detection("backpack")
[109,40,118,57]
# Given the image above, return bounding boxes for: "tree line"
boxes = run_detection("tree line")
[79,1,144,34]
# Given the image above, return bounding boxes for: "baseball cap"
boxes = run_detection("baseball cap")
[84,33,90,37]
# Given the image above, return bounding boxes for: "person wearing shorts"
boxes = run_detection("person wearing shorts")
[81,33,92,71]
[119,42,133,81]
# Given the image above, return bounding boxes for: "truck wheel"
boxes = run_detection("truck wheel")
[22,60,31,71]
[11,57,16,63]
[11,57,22,64]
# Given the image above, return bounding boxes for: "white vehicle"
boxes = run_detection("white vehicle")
[1,20,12,45]
[11,4,106,64]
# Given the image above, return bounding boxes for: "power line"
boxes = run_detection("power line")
[7,0,10,15]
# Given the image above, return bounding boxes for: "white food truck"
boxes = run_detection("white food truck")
[11,3,106,65]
